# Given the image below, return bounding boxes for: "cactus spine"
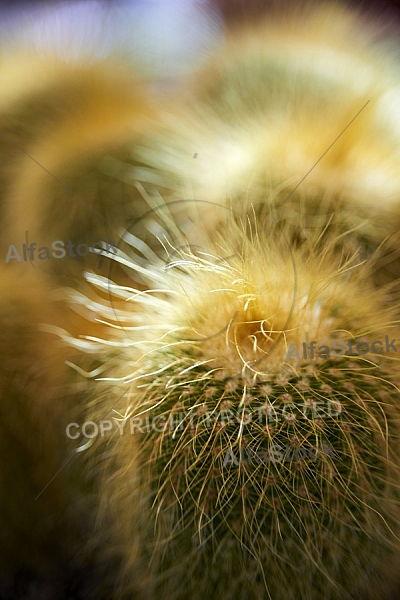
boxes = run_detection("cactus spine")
[67,217,400,600]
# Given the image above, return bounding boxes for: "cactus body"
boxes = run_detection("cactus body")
[68,220,400,600]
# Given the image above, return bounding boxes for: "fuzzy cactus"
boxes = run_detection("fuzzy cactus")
[65,214,400,600]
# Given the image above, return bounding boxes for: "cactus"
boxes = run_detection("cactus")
[54,6,400,598]
[67,214,400,600]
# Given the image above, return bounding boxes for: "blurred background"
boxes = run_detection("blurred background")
[0,0,399,79]
[1,1,399,599]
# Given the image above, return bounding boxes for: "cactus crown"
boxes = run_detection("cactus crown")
[64,213,400,600]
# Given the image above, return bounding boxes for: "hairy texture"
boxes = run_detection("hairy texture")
[119,3,400,290]
[68,217,400,600]
[1,2,400,599]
